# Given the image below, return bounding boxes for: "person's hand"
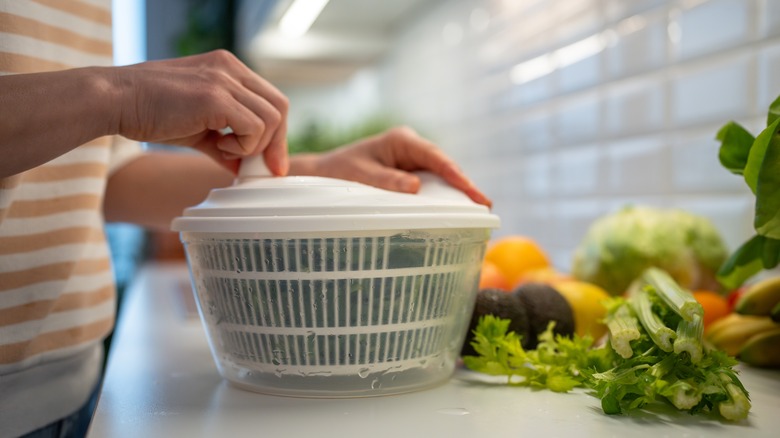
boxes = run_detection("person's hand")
[109,50,289,175]
[290,126,492,207]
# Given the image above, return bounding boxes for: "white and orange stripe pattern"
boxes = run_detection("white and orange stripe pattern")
[0,0,140,373]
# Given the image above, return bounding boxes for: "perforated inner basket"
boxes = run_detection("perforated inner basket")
[183,229,487,377]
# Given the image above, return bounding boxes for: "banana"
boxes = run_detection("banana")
[772,302,780,323]
[705,313,746,339]
[738,327,780,368]
[705,314,778,356]
[735,275,780,316]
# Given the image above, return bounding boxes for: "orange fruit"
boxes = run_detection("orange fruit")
[513,267,572,288]
[692,290,731,330]
[484,235,550,287]
[478,260,511,291]
[553,280,610,339]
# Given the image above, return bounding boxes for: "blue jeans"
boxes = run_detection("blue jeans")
[19,382,101,438]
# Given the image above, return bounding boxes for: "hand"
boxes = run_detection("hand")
[110,50,289,175]
[290,126,492,207]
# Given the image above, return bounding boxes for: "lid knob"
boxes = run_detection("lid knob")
[237,155,272,181]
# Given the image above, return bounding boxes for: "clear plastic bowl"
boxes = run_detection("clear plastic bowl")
[180,228,488,397]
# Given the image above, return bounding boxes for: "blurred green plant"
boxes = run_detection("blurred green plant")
[288,114,399,154]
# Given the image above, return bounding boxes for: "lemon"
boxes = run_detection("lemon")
[553,280,610,340]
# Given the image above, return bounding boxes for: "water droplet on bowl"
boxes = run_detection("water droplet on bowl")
[358,368,370,378]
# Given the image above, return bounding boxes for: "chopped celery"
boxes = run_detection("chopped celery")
[606,303,641,359]
[674,313,704,364]
[662,379,702,410]
[718,373,752,421]
[642,267,704,321]
[630,288,676,352]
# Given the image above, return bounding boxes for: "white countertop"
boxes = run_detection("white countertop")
[88,262,780,438]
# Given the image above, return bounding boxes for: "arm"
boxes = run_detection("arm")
[0,50,288,179]
[104,152,233,230]
[0,68,115,177]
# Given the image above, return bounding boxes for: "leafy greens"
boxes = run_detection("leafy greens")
[463,269,751,421]
[716,95,780,289]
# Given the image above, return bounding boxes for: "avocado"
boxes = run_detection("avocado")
[460,288,532,356]
[512,282,575,349]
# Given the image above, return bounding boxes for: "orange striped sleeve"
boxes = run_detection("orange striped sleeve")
[4,194,102,218]
[0,12,112,56]
[0,258,111,292]
[0,284,113,327]
[29,0,111,26]
[0,226,105,256]
[0,52,71,73]
[22,163,108,183]
[0,317,114,364]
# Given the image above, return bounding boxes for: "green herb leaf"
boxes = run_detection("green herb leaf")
[768,94,780,125]
[744,118,780,195]
[754,124,780,239]
[761,236,780,269]
[717,121,755,175]
[716,96,780,287]
[717,234,772,289]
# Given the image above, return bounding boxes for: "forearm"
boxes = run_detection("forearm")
[0,68,117,178]
[104,152,234,230]
[106,152,320,230]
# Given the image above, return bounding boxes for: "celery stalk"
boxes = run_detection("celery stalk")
[642,268,704,321]
[630,289,676,352]
[718,373,751,421]
[606,303,641,359]
[665,379,702,410]
[673,313,704,364]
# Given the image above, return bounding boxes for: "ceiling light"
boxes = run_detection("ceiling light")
[510,54,555,84]
[556,34,604,68]
[279,0,330,38]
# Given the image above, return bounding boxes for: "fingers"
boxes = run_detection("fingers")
[384,127,493,207]
[189,50,289,171]
[355,162,422,193]
[383,169,421,193]
[262,117,289,176]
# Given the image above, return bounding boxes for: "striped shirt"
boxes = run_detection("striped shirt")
[0,1,142,435]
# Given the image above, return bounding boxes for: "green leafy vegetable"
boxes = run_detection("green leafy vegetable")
[674,314,704,364]
[630,288,676,352]
[605,301,640,359]
[717,96,780,288]
[463,268,751,421]
[717,122,755,175]
[462,315,605,392]
[641,267,703,322]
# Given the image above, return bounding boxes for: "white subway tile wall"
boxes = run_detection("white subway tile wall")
[378,0,768,270]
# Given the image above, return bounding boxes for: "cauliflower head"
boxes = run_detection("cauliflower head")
[571,206,729,296]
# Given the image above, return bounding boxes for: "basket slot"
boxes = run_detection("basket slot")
[197,262,472,281]
[198,269,469,330]
[220,323,451,369]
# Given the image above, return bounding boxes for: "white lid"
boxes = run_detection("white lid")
[171,171,500,233]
